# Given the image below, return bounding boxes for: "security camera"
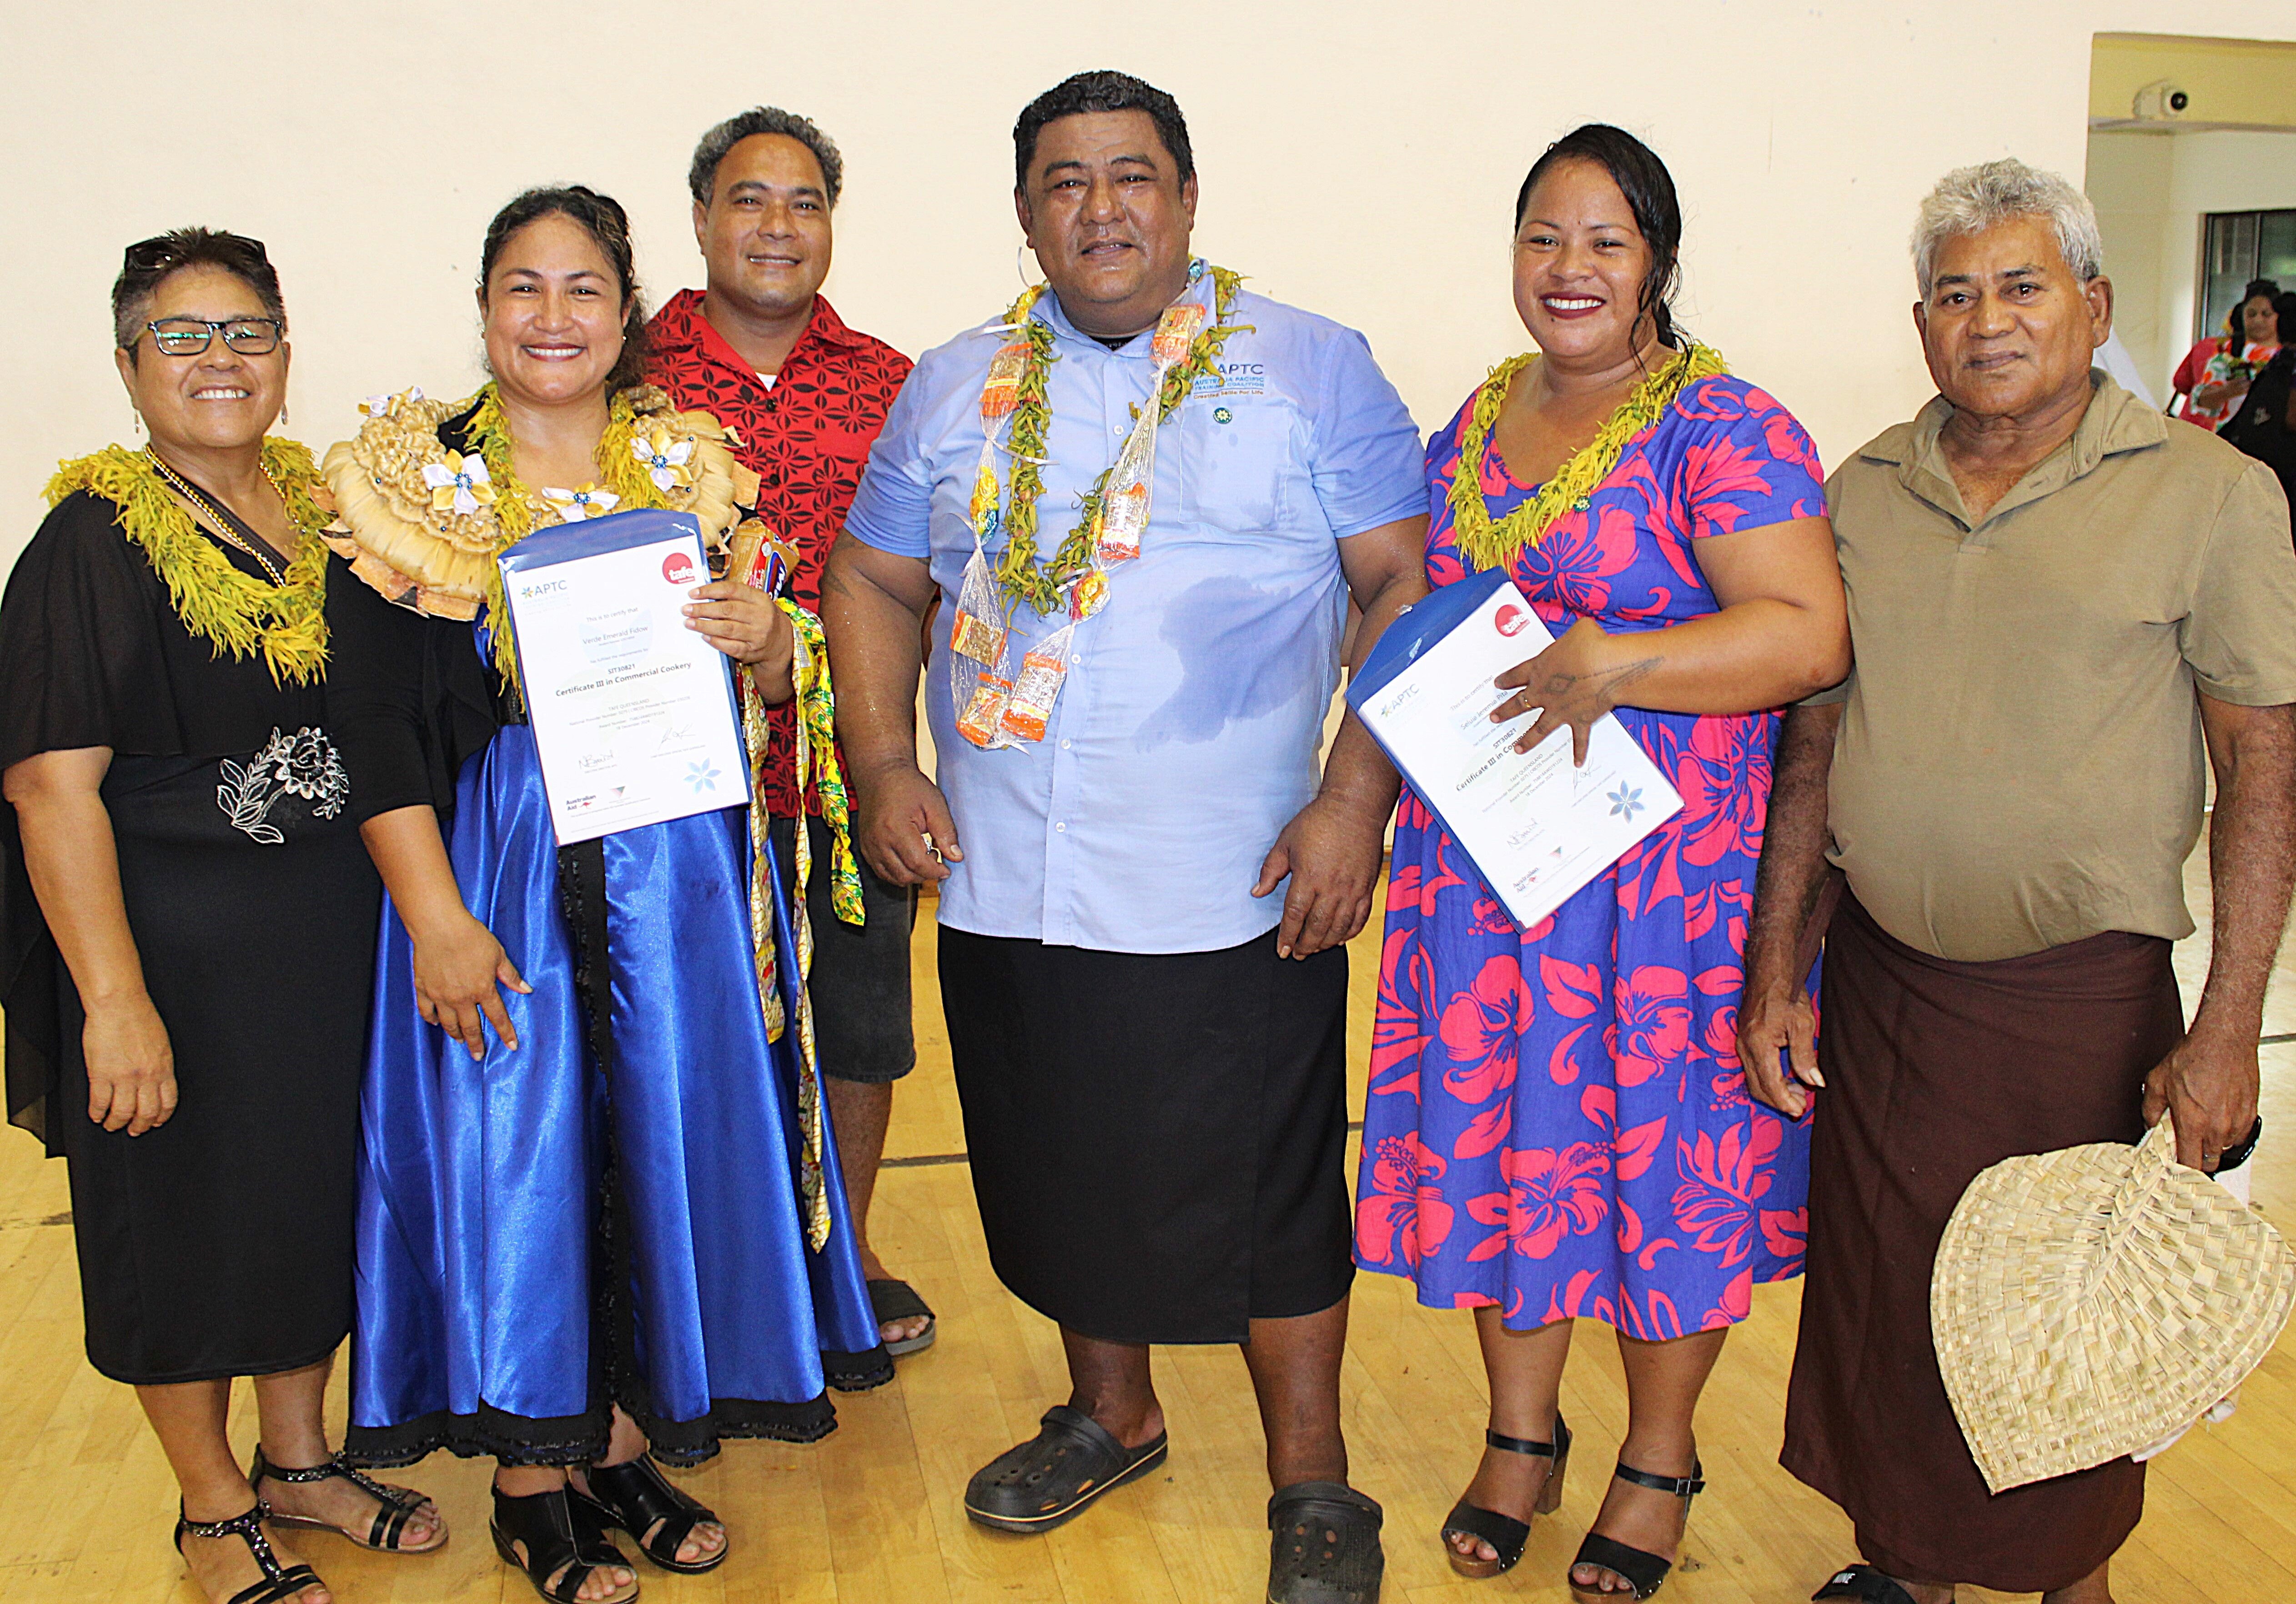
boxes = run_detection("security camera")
[2132,80,2192,120]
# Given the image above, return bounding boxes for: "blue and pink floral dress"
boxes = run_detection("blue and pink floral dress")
[1354,371,1825,1338]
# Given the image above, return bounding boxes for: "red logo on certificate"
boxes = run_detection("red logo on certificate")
[661,550,698,586]
[1494,603,1530,637]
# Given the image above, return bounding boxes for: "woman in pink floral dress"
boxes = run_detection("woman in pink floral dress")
[1352,126,1849,1599]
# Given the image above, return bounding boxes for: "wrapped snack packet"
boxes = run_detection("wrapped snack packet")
[1000,622,1076,743]
[957,675,1015,748]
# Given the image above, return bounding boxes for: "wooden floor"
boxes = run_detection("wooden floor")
[2,847,2295,1603]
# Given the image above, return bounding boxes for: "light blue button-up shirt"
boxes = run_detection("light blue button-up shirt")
[845,266,1425,953]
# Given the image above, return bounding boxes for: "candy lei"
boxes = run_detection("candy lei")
[46,439,335,684]
[987,264,1249,615]
[1449,344,1729,573]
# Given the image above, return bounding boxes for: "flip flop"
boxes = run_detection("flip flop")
[868,1277,938,1356]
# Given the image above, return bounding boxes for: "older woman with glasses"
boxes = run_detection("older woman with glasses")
[0,231,442,1604]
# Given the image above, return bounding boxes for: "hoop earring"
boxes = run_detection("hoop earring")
[131,408,143,440]
[1015,240,1038,288]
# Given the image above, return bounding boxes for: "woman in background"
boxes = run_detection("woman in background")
[2170,278,2280,430]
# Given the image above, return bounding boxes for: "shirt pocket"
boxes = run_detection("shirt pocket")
[1177,396,1300,536]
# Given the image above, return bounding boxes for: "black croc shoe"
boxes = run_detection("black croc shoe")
[963,1405,1169,1534]
[1268,1481,1385,1604]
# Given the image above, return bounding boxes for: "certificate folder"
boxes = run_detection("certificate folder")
[499,509,749,846]
[1347,568,1682,932]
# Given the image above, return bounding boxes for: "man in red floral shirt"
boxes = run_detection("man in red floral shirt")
[649,107,929,1355]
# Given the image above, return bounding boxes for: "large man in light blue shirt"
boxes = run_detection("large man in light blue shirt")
[825,71,1426,1604]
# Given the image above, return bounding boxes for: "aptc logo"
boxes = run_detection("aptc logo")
[661,550,698,586]
[1494,603,1531,638]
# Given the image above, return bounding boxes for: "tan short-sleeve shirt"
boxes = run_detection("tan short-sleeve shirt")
[1820,372,2296,962]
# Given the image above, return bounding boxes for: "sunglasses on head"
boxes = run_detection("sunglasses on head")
[121,232,271,274]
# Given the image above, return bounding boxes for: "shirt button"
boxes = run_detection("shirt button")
[1055,822,1067,832]
[1060,739,1071,749]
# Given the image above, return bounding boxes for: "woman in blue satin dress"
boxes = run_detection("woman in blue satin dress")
[322,186,887,1604]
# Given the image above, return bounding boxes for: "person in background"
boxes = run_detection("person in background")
[646,107,932,1357]
[1351,125,1845,1602]
[2219,290,2296,527]
[0,229,440,1604]
[1740,158,2296,1604]
[824,68,1428,1604]
[2169,277,2279,430]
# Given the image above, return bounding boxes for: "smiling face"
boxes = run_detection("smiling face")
[114,264,287,456]
[1015,109,1197,339]
[695,133,833,321]
[1914,215,2110,422]
[480,211,630,409]
[2242,292,2279,349]
[1512,158,1663,369]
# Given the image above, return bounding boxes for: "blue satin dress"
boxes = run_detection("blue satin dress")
[344,630,886,1468]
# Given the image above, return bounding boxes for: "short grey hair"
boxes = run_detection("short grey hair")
[688,107,844,209]
[1910,158,2103,297]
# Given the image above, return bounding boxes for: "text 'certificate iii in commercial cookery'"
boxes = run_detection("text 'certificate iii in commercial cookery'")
[500,508,749,846]
[1348,568,1682,932]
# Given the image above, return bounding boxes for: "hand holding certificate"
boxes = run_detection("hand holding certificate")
[500,509,750,845]
[1348,568,1681,932]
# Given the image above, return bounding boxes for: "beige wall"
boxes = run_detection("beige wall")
[6,0,2295,576]
[2091,31,2296,125]
[2090,127,2296,399]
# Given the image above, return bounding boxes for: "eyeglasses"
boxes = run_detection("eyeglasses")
[122,232,271,274]
[145,316,284,356]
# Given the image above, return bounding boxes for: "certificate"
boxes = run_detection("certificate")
[499,508,749,846]
[1348,567,1682,932]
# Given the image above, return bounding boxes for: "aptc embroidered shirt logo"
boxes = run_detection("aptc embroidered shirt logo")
[1192,360,1267,400]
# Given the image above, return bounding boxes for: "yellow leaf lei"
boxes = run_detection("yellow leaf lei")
[46,439,334,684]
[990,266,1251,615]
[1450,344,1729,573]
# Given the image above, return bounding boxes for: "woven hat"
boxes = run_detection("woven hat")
[1932,1115,2296,1493]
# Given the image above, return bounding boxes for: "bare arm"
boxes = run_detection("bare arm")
[3,747,175,1135]
[819,531,959,886]
[1733,700,1843,1117]
[2143,697,2296,1168]
[359,805,529,1060]
[1252,512,1431,957]
[1495,516,1851,762]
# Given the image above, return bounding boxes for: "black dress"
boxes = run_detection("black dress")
[2221,348,2296,531]
[0,487,381,1384]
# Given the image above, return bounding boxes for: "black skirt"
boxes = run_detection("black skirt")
[938,927,1353,1345]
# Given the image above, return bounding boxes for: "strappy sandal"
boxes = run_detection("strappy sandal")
[963,1404,1169,1533]
[1441,1413,1572,1578]
[490,1484,638,1604]
[1569,1457,1704,1602]
[1267,1481,1385,1604]
[578,1456,726,1574]
[173,1502,323,1604]
[868,1277,938,1357]
[251,1448,446,1553]
[1813,1563,1928,1604]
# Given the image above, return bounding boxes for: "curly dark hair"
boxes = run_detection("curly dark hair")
[112,228,285,360]
[1013,70,1193,192]
[688,106,843,209]
[477,185,650,395]
[1515,124,1686,354]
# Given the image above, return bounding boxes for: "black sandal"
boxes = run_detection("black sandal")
[250,1448,446,1553]
[1441,1413,1572,1578]
[173,1503,323,1604]
[490,1484,638,1604]
[1569,1458,1704,1602]
[963,1404,1169,1533]
[1267,1481,1385,1604]
[1813,1563,1927,1604]
[868,1277,938,1357]
[578,1456,727,1574]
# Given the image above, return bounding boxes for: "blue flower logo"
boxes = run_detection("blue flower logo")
[686,760,722,794]
[1607,783,1645,821]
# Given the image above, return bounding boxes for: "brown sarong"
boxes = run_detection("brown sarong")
[1781,892,2184,1593]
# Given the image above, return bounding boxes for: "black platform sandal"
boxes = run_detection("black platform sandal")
[490,1484,638,1604]
[1813,1563,1926,1604]
[1569,1457,1703,1602]
[251,1449,446,1553]
[1268,1481,1385,1604]
[173,1502,324,1604]
[578,1456,727,1574]
[1441,1413,1572,1579]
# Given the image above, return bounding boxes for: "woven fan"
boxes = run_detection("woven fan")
[1932,1114,2296,1493]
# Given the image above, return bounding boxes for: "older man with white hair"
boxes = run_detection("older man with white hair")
[1737,159,2296,1603]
